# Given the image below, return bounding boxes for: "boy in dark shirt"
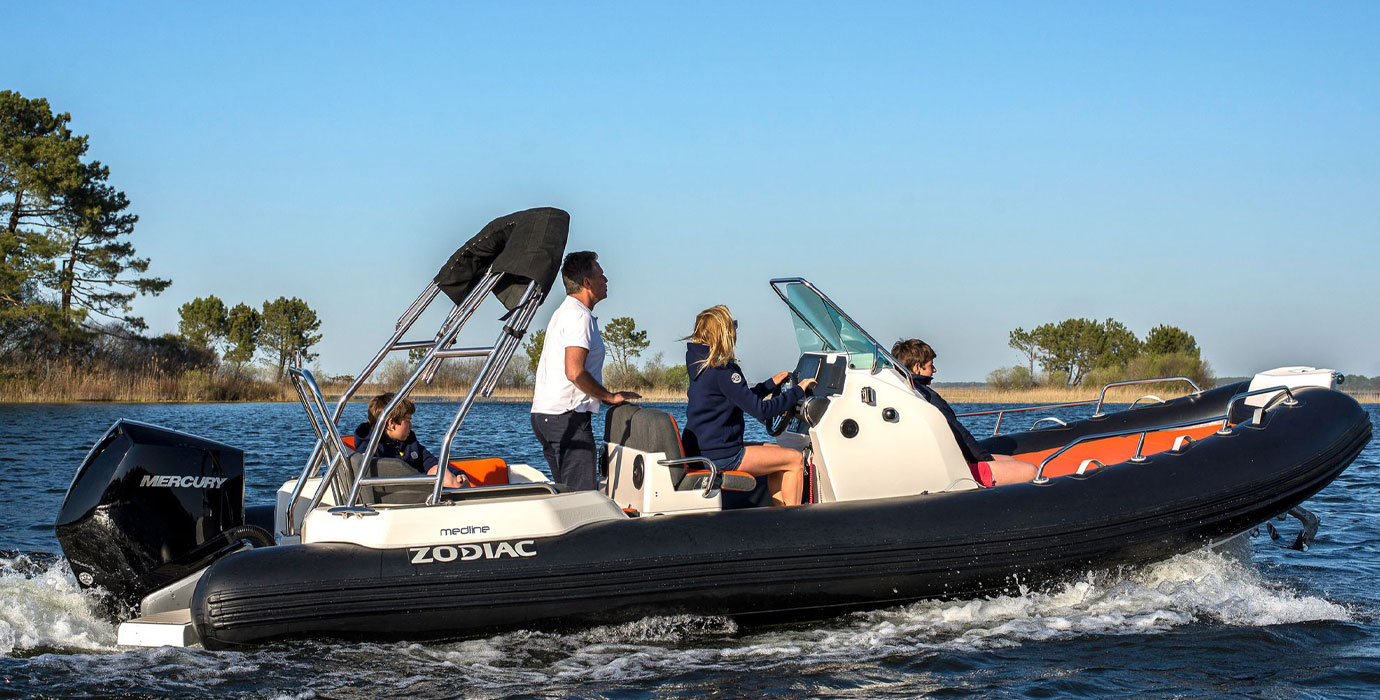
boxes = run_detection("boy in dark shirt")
[353,393,469,488]
[892,339,1037,487]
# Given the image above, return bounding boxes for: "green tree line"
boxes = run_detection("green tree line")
[177,295,323,380]
[991,319,1213,390]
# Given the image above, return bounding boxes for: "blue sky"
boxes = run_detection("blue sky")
[7,2,1378,381]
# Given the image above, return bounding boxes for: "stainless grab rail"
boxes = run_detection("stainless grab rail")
[956,376,1205,436]
[284,365,355,530]
[1093,377,1202,416]
[1218,386,1298,433]
[357,475,438,487]
[1032,384,1298,484]
[658,456,729,499]
[956,400,1099,436]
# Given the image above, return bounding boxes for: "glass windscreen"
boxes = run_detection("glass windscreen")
[777,281,881,370]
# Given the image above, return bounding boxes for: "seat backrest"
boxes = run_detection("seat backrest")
[620,408,684,458]
[333,453,430,505]
[628,407,688,484]
[324,435,360,503]
[338,434,435,504]
[604,404,687,475]
[368,457,430,504]
[602,403,641,477]
[603,403,641,445]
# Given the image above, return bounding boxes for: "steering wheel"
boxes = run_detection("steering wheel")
[767,372,803,437]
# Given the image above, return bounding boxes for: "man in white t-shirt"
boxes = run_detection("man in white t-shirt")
[530,251,641,490]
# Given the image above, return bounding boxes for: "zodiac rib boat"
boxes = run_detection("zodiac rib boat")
[55,208,1372,648]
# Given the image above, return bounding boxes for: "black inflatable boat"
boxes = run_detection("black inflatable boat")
[54,210,1372,648]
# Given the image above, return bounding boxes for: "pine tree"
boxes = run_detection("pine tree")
[0,91,86,343]
[178,295,229,351]
[259,296,323,381]
[224,303,262,369]
[50,160,169,329]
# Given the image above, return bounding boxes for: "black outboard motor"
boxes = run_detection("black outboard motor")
[55,420,271,616]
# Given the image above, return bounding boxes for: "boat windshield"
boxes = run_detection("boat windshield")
[771,279,903,373]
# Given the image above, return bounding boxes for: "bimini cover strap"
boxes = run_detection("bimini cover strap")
[434,207,571,310]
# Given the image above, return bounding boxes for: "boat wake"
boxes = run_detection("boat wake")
[378,547,1354,687]
[0,547,1356,696]
[0,552,115,656]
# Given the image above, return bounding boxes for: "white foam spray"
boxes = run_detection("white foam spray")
[0,554,116,656]
[405,547,1353,685]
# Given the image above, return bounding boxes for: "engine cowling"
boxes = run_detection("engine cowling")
[55,420,261,616]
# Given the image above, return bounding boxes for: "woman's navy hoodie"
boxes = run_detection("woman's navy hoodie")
[682,342,806,462]
[352,422,440,473]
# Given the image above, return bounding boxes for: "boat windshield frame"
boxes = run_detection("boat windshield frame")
[769,277,912,379]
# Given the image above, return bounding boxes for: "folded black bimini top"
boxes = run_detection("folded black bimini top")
[433,207,570,310]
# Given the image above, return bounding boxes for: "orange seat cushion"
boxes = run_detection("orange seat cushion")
[449,458,509,486]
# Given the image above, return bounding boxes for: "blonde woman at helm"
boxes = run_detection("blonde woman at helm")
[681,305,816,507]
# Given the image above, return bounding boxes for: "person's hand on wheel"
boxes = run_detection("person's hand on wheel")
[798,378,817,393]
[772,371,792,385]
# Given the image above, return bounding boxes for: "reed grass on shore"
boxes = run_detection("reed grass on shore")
[4,368,1377,405]
[939,385,1200,405]
[0,366,691,404]
[0,361,288,403]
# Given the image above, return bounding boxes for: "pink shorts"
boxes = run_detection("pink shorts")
[968,461,996,487]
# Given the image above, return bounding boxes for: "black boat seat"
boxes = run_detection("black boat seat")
[604,404,755,492]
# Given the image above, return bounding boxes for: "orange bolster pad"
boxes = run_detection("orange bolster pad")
[448,458,509,486]
[341,435,357,450]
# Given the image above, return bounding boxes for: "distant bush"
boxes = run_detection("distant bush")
[1105,353,1212,389]
[987,365,1037,391]
[1042,369,1071,388]
[1340,374,1380,391]
[94,332,217,375]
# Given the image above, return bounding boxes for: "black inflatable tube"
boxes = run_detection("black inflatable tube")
[193,386,1370,648]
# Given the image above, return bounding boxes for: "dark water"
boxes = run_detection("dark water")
[1,400,1377,699]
